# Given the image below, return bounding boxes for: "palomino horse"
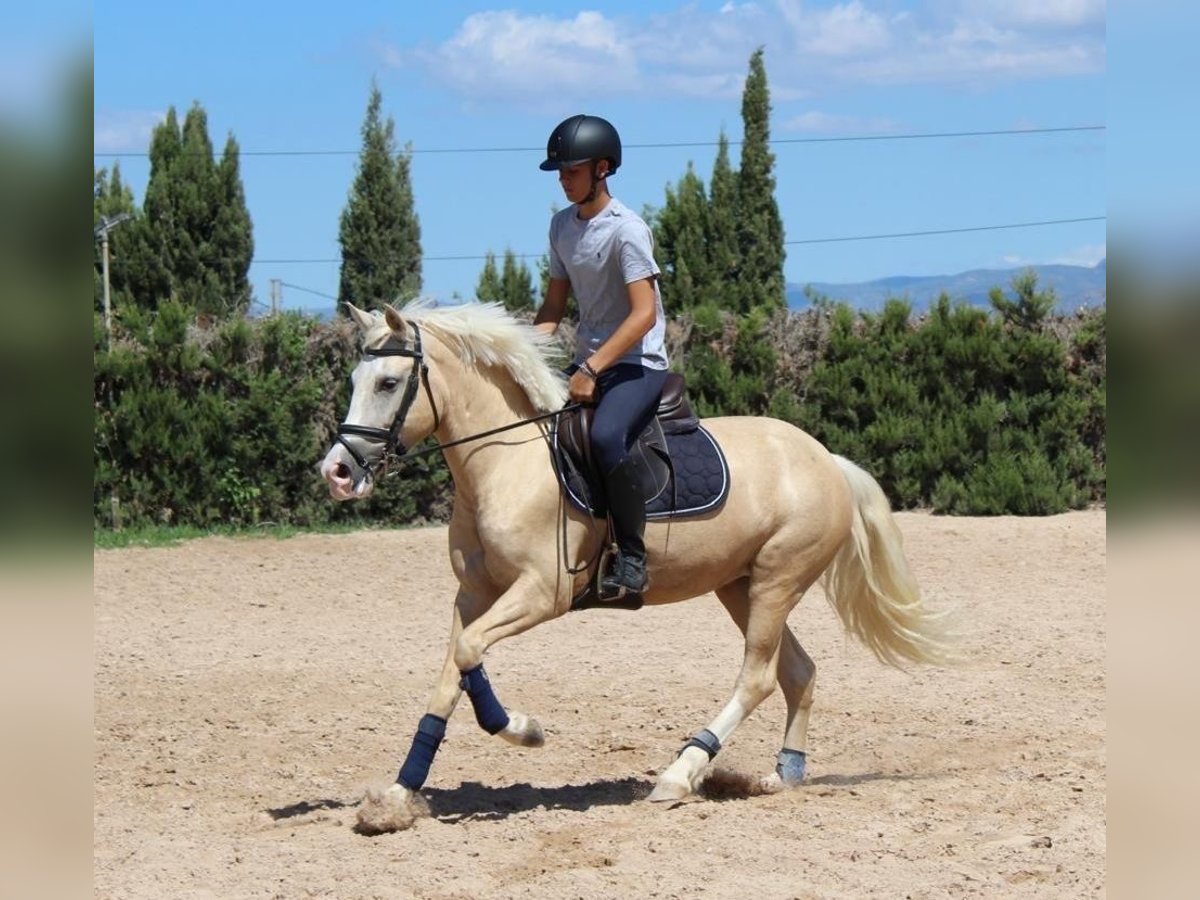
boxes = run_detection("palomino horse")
[320,300,951,833]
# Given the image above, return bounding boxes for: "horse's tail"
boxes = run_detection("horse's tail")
[822,455,956,669]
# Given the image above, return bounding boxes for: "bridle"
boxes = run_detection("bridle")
[334,321,580,476]
[335,322,439,475]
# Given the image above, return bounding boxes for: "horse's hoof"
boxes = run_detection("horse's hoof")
[355,783,429,835]
[756,772,787,794]
[775,749,807,786]
[500,712,545,748]
[647,776,692,803]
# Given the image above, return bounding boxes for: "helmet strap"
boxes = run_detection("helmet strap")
[583,160,606,205]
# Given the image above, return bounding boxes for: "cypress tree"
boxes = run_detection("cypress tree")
[707,131,740,298]
[499,249,535,312]
[655,162,710,313]
[135,107,181,311]
[93,164,139,319]
[133,103,254,317]
[736,48,785,314]
[476,251,501,303]
[211,134,254,316]
[171,104,219,312]
[338,81,423,311]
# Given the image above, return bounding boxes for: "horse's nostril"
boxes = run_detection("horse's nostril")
[335,463,351,480]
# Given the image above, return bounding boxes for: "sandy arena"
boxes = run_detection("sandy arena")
[94,510,1105,898]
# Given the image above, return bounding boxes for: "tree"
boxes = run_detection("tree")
[338,81,422,311]
[477,249,535,311]
[499,250,535,312]
[655,162,710,314]
[131,103,255,317]
[93,163,139,318]
[210,134,254,314]
[476,252,501,303]
[735,47,785,315]
[708,131,740,297]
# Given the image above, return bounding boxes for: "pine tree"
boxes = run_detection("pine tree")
[338,81,423,311]
[736,48,785,315]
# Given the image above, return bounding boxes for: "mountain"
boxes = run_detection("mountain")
[787,259,1106,312]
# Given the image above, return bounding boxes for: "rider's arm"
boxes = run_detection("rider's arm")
[534,277,570,335]
[583,276,657,374]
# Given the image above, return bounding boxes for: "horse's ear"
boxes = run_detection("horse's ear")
[383,304,407,338]
[344,303,375,331]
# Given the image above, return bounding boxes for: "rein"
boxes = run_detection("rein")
[387,403,582,466]
[335,321,581,473]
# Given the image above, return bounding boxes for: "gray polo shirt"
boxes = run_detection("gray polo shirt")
[548,197,669,370]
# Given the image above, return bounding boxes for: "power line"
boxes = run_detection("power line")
[784,216,1107,246]
[278,280,338,301]
[252,215,1106,266]
[94,124,1105,159]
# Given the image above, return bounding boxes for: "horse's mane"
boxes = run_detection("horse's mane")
[365,299,569,412]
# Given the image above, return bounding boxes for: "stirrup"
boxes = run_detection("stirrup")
[570,545,645,612]
[596,545,647,602]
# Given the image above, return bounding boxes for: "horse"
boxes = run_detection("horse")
[319,299,953,833]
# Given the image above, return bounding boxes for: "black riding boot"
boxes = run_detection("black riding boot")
[598,457,648,601]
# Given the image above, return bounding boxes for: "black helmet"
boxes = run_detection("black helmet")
[539,114,621,174]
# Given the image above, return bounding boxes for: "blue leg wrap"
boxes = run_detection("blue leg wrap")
[396,714,447,791]
[459,664,510,735]
[681,728,722,760]
[776,748,808,785]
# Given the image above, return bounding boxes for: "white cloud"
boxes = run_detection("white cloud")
[796,1,894,57]
[94,109,165,154]
[398,11,639,101]
[783,110,901,134]
[385,3,1105,105]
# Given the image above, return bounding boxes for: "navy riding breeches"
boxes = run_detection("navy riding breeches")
[576,363,667,475]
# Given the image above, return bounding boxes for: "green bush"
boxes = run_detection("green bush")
[94,307,451,530]
[780,275,1105,514]
[94,272,1106,530]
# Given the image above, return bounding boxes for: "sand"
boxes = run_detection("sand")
[94,509,1105,898]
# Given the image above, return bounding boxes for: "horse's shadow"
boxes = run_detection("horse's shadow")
[266,776,654,825]
[806,771,931,788]
[424,776,654,822]
[266,770,934,825]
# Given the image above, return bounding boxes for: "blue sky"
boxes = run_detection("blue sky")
[90,1,1109,314]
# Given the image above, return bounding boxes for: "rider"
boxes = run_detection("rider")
[534,114,669,602]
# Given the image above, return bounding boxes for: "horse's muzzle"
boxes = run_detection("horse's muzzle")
[320,444,375,501]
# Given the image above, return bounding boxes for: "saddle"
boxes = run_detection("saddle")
[552,372,731,522]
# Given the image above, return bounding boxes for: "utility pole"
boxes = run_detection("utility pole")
[94,213,132,344]
[94,212,132,531]
[270,278,281,316]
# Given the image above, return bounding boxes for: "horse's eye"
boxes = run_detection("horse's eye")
[379,377,400,392]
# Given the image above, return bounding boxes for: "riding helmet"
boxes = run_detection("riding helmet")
[539,114,622,174]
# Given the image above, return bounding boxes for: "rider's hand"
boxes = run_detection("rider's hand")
[568,368,597,403]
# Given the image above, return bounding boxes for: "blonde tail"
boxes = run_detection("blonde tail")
[822,456,956,668]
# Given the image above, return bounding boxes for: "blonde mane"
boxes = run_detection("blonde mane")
[363,299,569,412]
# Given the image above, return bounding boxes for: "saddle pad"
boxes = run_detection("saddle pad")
[555,425,731,521]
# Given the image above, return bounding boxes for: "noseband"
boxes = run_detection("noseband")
[335,322,440,474]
